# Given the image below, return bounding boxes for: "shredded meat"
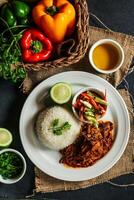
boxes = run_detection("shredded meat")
[59,121,114,168]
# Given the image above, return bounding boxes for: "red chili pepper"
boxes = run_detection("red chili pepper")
[81,93,99,110]
[20,29,53,63]
[80,105,84,112]
[73,99,82,109]
[98,104,106,114]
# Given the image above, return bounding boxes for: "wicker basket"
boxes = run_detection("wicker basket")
[0,0,90,71]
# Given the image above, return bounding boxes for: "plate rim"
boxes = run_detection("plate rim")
[19,71,130,181]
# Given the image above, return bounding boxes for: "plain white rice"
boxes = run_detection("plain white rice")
[36,106,81,150]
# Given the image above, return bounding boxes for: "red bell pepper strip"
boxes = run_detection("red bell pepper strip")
[80,105,84,112]
[81,93,99,110]
[98,104,106,114]
[73,99,82,109]
[20,29,53,63]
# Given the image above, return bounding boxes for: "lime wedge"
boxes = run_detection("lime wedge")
[0,128,13,147]
[50,82,72,104]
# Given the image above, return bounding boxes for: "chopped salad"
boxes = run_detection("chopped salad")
[73,90,108,127]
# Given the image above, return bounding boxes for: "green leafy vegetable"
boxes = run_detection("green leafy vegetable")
[0,18,28,83]
[0,152,23,179]
[49,118,71,135]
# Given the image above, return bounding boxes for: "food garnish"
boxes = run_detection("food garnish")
[49,118,71,135]
[0,128,13,148]
[60,121,114,168]
[73,90,108,127]
[0,152,23,179]
[50,82,72,104]
[20,29,53,63]
[32,0,76,43]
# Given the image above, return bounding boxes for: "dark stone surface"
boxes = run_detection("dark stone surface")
[0,0,134,199]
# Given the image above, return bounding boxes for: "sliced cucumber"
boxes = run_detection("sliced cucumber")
[87,91,108,106]
[84,111,95,117]
[94,97,108,106]
[84,115,98,128]
[80,100,92,108]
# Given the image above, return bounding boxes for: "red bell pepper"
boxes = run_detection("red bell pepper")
[20,29,53,63]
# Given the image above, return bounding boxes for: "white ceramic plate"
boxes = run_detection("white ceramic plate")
[19,71,130,181]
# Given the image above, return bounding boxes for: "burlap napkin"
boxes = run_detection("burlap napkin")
[35,89,134,193]
[22,26,134,93]
[22,26,134,192]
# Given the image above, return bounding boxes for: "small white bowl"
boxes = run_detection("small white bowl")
[89,39,124,74]
[72,87,107,123]
[0,148,26,184]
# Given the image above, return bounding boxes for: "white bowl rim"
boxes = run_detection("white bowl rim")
[89,39,125,74]
[72,87,107,123]
[0,148,26,184]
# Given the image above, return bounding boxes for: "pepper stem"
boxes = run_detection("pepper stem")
[31,40,42,53]
[46,6,59,16]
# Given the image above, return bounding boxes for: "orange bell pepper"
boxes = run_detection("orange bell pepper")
[32,0,76,43]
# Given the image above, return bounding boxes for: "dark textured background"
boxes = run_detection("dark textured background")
[0,0,134,199]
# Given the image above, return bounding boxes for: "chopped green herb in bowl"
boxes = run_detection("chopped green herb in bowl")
[0,148,26,184]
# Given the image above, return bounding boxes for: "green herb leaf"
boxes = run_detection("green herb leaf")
[0,24,27,83]
[53,128,62,135]
[52,118,59,127]
[0,152,23,179]
[61,122,72,131]
[50,119,71,135]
